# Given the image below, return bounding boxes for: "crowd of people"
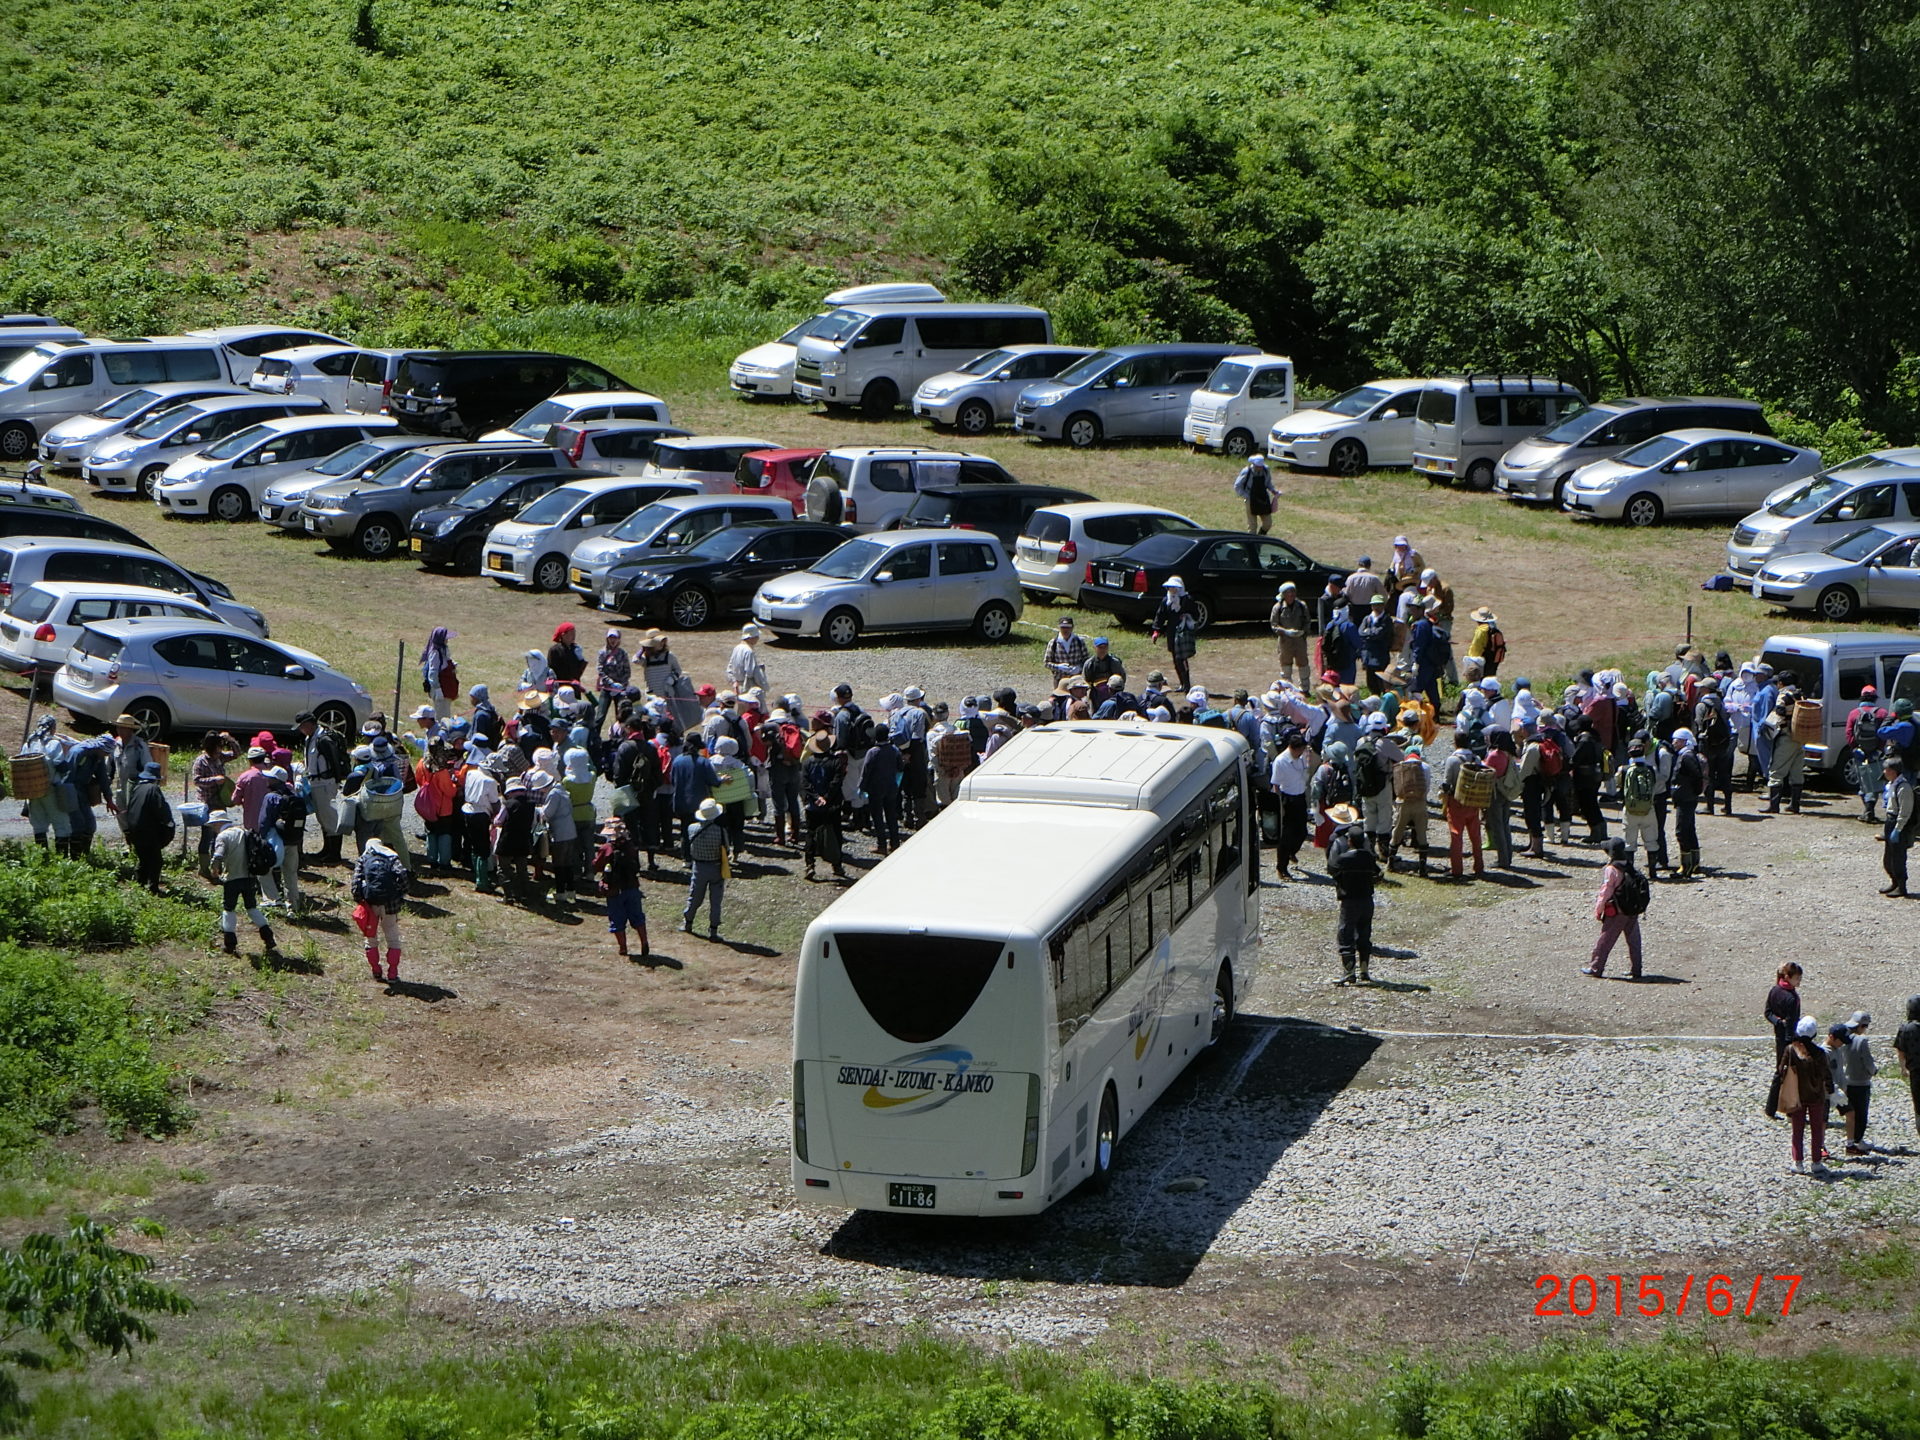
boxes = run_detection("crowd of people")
[1766,967,1920,1176]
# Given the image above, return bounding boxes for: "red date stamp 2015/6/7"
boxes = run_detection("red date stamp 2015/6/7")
[1535,1274,1802,1318]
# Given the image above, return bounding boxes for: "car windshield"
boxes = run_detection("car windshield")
[93,389,161,420]
[129,405,197,439]
[449,474,521,511]
[203,423,275,461]
[314,440,394,476]
[1320,385,1391,419]
[809,311,868,344]
[361,450,434,487]
[1201,361,1252,396]
[956,348,1015,378]
[509,399,573,439]
[0,348,57,385]
[1536,402,1605,443]
[1615,435,1688,467]
[1822,526,1899,561]
[685,527,754,560]
[1768,473,1858,518]
[1051,350,1121,386]
[608,501,677,542]
[777,317,823,346]
[810,539,886,580]
[514,486,590,527]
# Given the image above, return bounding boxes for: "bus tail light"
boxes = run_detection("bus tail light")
[1057,540,1077,566]
[792,1061,808,1164]
[1020,1074,1040,1177]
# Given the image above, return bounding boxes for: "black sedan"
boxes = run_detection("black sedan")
[895,483,1096,551]
[1077,529,1339,630]
[601,520,850,629]
[408,468,600,573]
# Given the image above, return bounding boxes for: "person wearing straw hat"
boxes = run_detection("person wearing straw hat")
[590,817,649,959]
[1150,578,1199,691]
[110,712,153,828]
[683,795,732,939]
[1324,803,1379,984]
[639,627,701,729]
[1465,605,1504,681]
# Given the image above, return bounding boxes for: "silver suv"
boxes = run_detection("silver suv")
[296,442,568,558]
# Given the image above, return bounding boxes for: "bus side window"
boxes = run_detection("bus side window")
[1210,779,1243,882]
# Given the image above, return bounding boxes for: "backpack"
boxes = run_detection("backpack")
[1535,733,1565,777]
[776,722,805,764]
[243,827,277,877]
[1621,760,1656,815]
[843,708,878,758]
[352,848,407,906]
[1612,865,1651,917]
[1453,757,1496,809]
[1700,700,1732,754]
[1353,738,1388,797]
[1855,706,1884,757]
[1486,626,1507,671]
[277,786,309,827]
[1319,762,1355,809]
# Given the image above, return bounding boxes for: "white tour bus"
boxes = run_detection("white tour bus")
[791,722,1260,1217]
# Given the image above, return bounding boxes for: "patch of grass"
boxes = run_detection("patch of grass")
[0,842,205,948]
[1842,1238,1917,1283]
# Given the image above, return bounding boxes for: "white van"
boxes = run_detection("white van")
[1182,353,1295,458]
[1892,654,1920,712]
[0,339,236,462]
[638,435,779,494]
[801,447,1020,532]
[1725,452,1920,576]
[1412,375,1586,491]
[185,324,350,361]
[729,283,946,399]
[1759,632,1920,783]
[0,326,87,370]
[792,304,1052,415]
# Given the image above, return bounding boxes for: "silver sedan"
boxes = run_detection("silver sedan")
[1561,429,1822,527]
[1750,522,1920,621]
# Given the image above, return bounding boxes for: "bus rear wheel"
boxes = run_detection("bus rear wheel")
[1088,1085,1119,1191]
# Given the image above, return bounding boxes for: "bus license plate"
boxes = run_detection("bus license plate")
[887,1183,936,1210]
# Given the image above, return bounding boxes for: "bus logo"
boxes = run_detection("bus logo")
[837,1047,996,1113]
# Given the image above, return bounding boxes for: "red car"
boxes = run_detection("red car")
[734,447,825,516]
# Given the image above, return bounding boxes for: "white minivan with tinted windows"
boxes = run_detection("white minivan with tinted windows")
[1183,354,1294,459]
[791,304,1052,416]
[1412,375,1585,491]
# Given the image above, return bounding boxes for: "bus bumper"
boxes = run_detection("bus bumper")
[791,1164,1052,1216]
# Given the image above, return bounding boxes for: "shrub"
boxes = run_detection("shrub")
[0,843,201,949]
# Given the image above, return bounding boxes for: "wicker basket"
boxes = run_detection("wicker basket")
[358,778,404,820]
[1792,699,1823,744]
[148,741,171,775]
[8,753,49,801]
[1392,758,1428,801]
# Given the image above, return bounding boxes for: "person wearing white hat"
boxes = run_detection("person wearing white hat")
[726,625,768,697]
[683,796,732,939]
[1386,536,1424,595]
[1151,577,1199,691]
[1233,452,1277,534]
[1269,581,1311,689]
[894,686,932,828]
[1353,710,1404,860]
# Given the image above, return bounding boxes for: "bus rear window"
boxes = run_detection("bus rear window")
[836,933,1002,1044]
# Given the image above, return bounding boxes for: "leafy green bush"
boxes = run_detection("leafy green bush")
[1764,408,1888,466]
[0,843,202,949]
[0,944,188,1149]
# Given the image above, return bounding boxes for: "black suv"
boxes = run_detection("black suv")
[408,467,606,574]
[896,483,1096,551]
[602,520,850,628]
[387,352,637,440]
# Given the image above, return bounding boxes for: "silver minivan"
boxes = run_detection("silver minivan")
[154,413,401,521]
[1495,396,1772,507]
[0,339,235,462]
[911,344,1095,436]
[1012,343,1261,448]
[1412,375,1585,491]
[1725,452,1920,575]
[792,304,1052,415]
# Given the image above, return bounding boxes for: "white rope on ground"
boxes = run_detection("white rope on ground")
[1240,1018,1770,1043]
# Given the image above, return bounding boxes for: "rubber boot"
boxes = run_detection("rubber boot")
[258,925,277,954]
[637,924,650,958]
[1415,843,1430,878]
[1556,818,1571,846]
[1789,786,1802,814]
[1766,786,1781,814]
[222,928,238,956]
[1684,849,1700,878]
[365,946,382,979]
[319,833,342,864]
[1359,956,1372,984]
[474,857,494,893]
[615,931,629,958]
[1336,958,1356,986]
[384,948,400,982]
[1865,800,1878,823]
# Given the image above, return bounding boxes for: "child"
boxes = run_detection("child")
[1839,1012,1880,1156]
[591,819,649,959]
[350,835,410,982]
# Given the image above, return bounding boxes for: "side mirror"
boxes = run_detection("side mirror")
[1667,459,1693,473]
[284,664,312,681]
[258,451,282,465]
[873,570,893,585]
[994,369,1015,381]
[1379,409,1401,420]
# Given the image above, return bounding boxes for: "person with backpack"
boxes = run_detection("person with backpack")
[1567,715,1609,845]
[123,760,175,894]
[1847,686,1891,821]
[1357,594,1395,695]
[1878,698,1919,782]
[1694,682,1737,817]
[1762,693,1806,814]
[212,813,277,959]
[1670,728,1707,878]
[1583,837,1648,980]
[1310,741,1356,851]
[802,721,849,882]
[1882,756,1916,898]
[930,705,975,811]
[1233,452,1278,533]
[683,796,732,940]
[761,706,807,846]
[1614,738,1662,874]
[1326,805,1380,985]
[1442,741,1493,880]
[590,818,649,960]
[1352,713,1403,862]
[668,734,719,847]
[1484,728,1521,870]
[350,834,411,983]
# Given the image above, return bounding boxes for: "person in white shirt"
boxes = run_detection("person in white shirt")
[461,742,503,893]
[725,625,767,696]
[1267,731,1314,877]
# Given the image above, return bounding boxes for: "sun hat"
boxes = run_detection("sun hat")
[903,685,925,701]
[740,624,760,640]
[504,776,528,794]
[413,704,435,720]
[696,797,724,821]
[246,746,267,761]
[1165,575,1185,591]
[528,770,554,792]
[1849,1010,1871,1028]
[1186,685,1209,706]
[714,736,739,756]
[1370,593,1388,606]
[1392,535,1410,547]
[1326,802,1362,826]
[1795,1017,1818,1038]
[113,712,140,729]
[1470,606,1497,624]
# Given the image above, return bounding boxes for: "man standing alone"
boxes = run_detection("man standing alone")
[1881,756,1915,898]
[1234,453,1278,534]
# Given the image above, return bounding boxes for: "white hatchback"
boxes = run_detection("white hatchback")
[1267,379,1427,475]
[479,390,673,443]
[481,476,671,592]
[0,581,226,678]
[154,413,400,521]
[1013,501,1200,602]
[247,344,377,411]
[638,435,779,494]
[752,529,1021,648]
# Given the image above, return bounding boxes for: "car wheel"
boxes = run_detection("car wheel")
[1087,1084,1119,1191]
[668,585,714,629]
[1328,438,1368,476]
[137,465,167,500]
[209,485,250,522]
[454,539,484,575]
[123,699,171,743]
[354,516,400,558]
[1817,583,1858,622]
[954,399,994,436]
[532,554,569,593]
[313,701,355,736]
[859,379,898,418]
[973,601,1016,642]
[822,607,862,648]
[1186,593,1213,631]
[1463,459,1496,492]
[0,421,34,462]
[1065,412,1103,450]
[1207,963,1235,1049]
[1223,429,1256,460]
[1624,493,1663,528]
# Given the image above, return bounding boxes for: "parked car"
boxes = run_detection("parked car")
[258,435,441,530]
[247,344,382,411]
[0,538,266,635]
[53,618,370,740]
[1561,430,1822,527]
[0,506,159,552]
[595,520,850,628]
[34,381,249,473]
[1413,375,1586,490]
[1496,396,1774,507]
[1075,530,1338,631]
[911,344,1095,436]
[340,348,408,415]
[730,283,946,400]
[297,442,569,558]
[481,389,675,443]
[1012,343,1260,448]
[895,483,1097,551]
[0,582,227,678]
[0,338,236,461]
[566,493,794,602]
[1266,379,1429,475]
[481,477,686,592]
[1182,353,1295,458]
[0,324,86,370]
[0,481,82,517]
[752,529,1022,648]
[82,394,328,498]
[794,304,1051,415]
[733,447,825,514]
[1748,523,1920,622]
[408,468,597,574]
[1724,452,1920,575]
[1754,631,1920,785]
[385,351,636,439]
[154,413,402,521]
[637,435,781,493]
[802,447,1020,532]
[546,420,691,473]
[1012,501,1201,603]
[185,324,350,360]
